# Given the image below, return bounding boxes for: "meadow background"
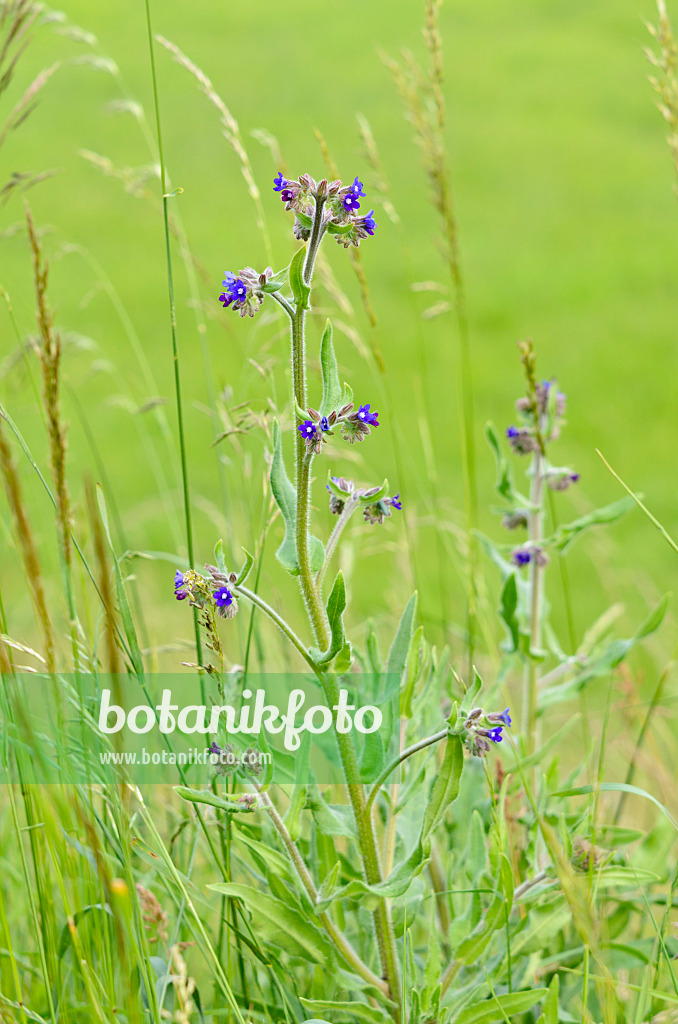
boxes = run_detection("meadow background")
[2,0,677,670]
[2,2,678,1020]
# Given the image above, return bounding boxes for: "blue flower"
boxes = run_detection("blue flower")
[228,277,248,303]
[390,493,402,510]
[360,210,376,235]
[511,548,531,567]
[357,403,379,427]
[489,707,512,727]
[349,177,366,197]
[174,570,188,601]
[218,292,232,308]
[213,587,233,608]
[343,192,361,212]
[208,741,222,757]
[320,416,330,432]
[488,726,503,744]
[506,426,519,438]
[298,420,316,439]
[273,172,288,192]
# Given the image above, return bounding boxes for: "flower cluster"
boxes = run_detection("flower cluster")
[297,402,380,454]
[510,545,549,568]
[462,706,512,757]
[362,493,401,525]
[174,566,239,620]
[505,379,568,456]
[325,476,402,525]
[219,266,274,319]
[273,172,377,248]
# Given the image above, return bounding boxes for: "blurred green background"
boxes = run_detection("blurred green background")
[1,0,676,670]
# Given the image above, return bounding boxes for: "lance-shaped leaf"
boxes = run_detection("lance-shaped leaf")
[269,420,324,575]
[235,547,255,586]
[289,246,311,310]
[261,264,290,293]
[499,572,519,653]
[207,883,333,963]
[316,571,346,665]
[386,592,418,683]
[421,732,464,842]
[455,989,549,1024]
[550,495,634,553]
[319,319,344,416]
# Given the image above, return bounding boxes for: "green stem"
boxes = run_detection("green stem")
[316,494,360,594]
[285,192,402,1020]
[144,0,203,672]
[365,728,448,813]
[523,448,544,760]
[255,785,389,996]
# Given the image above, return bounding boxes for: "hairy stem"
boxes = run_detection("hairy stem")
[523,448,544,758]
[287,197,402,1018]
[315,493,360,593]
[255,786,389,995]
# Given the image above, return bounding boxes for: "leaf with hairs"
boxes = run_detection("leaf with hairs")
[207,883,333,963]
[319,320,343,415]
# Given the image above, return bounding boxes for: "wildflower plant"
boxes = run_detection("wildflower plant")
[169,170,514,1018]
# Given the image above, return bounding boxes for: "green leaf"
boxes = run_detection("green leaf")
[386,592,418,680]
[421,733,464,842]
[289,246,311,310]
[319,320,343,416]
[317,571,346,665]
[214,539,227,574]
[283,731,312,842]
[552,782,678,832]
[308,787,357,839]
[358,478,389,504]
[269,420,324,575]
[301,1000,391,1024]
[235,547,255,586]
[400,624,424,718]
[359,730,384,784]
[174,787,254,814]
[58,903,113,958]
[207,883,332,963]
[551,496,634,553]
[455,989,549,1024]
[261,264,290,293]
[163,186,183,198]
[334,641,353,673]
[484,421,514,500]
[536,976,559,1024]
[499,572,519,653]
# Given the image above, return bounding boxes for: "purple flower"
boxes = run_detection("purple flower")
[273,172,288,192]
[488,726,503,744]
[390,493,402,510]
[343,192,361,213]
[208,741,222,757]
[357,403,379,427]
[218,291,232,308]
[320,416,330,432]
[298,420,316,439]
[506,426,519,438]
[228,278,248,303]
[174,570,188,601]
[489,707,512,727]
[213,587,233,608]
[281,187,296,203]
[359,210,376,236]
[511,548,531,567]
[349,177,366,197]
